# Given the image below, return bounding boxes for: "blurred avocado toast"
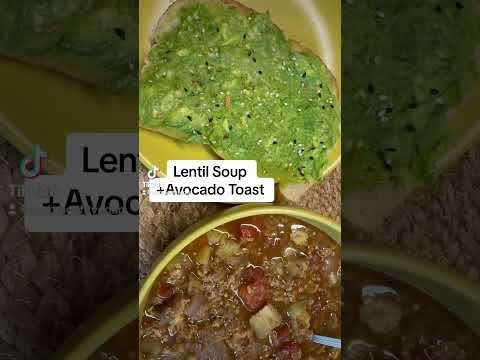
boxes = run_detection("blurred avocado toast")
[343,0,480,191]
[342,0,480,231]
[140,0,340,184]
[0,0,138,92]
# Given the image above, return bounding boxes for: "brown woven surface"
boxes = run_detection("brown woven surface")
[369,143,480,281]
[139,165,341,279]
[0,139,137,359]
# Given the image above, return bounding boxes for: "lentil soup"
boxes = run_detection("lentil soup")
[140,215,341,359]
[343,265,480,359]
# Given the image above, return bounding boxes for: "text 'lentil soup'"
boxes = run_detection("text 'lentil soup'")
[343,265,480,360]
[140,0,340,183]
[141,215,341,359]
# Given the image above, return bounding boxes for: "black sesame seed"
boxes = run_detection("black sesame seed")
[309,156,314,160]
[187,115,192,121]
[243,33,247,39]
[319,83,323,88]
[215,104,220,107]
[310,146,316,150]
[184,88,188,92]
[205,61,209,66]
[405,124,416,132]
[330,104,334,109]
[248,51,252,57]
[302,72,307,78]
[456,1,464,10]
[385,147,397,152]
[318,92,322,98]
[272,141,278,145]
[322,106,326,110]
[166,50,171,54]
[113,28,126,40]
[216,27,220,32]
[258,70,263,75]
[293,139,297,144]
[209,118,213,123]
[430,88,439,95]
[229,125,233,130]
[247,114,251,118]
[368,84,375,94]
[386,107,393,113]
[252,57,257,63]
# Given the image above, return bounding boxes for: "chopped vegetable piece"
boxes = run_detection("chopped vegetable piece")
[196,245,211,265]
[207,229,228,246]
[270,324,294,348]
[288,301,311,335]
[238,266,270,312]
[290,229,309,247]
[216,239,241,259]
[359,295,402,335]
[249,304,283,340]
[154,283,175,305]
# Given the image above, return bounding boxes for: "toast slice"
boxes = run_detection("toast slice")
[140,0,340,184]
[0,0,138,92]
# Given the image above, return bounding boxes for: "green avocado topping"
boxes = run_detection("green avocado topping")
[343,0,480,189]
[140,1,340,183]
[0,0,138,92]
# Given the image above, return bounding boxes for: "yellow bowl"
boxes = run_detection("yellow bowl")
[54,286,137,360]
[343,243,480,335]
[139,204,341,324]
[139,0,341,179]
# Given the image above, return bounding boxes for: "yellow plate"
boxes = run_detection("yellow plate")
[139,0,341,178]
[139,204,341,326]
[0,57,137,174]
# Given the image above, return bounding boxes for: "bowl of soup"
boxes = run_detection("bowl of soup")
[343,243,480,359]
[139,204,341,359]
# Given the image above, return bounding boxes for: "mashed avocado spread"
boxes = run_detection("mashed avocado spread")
[343,0,480,188]
[140,1,340,183]
[0,0,138,92]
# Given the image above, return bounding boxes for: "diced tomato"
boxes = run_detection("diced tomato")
[155,283,175,304]
[142,316,154,329]
[276,342,302,360]
[233,217,263,243]
[271,324,293,348]
[240,223,261,239]
[271,325,301,360]
[238,266,269,312]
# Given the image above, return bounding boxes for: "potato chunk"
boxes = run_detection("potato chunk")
[249,304,282,339]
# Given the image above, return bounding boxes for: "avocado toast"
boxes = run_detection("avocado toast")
[140,0,340,184]
[0,0,138,92]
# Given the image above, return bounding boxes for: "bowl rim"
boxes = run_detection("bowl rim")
[54,285,137,360]
[139,204,341,317]
[343,242,480,333]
